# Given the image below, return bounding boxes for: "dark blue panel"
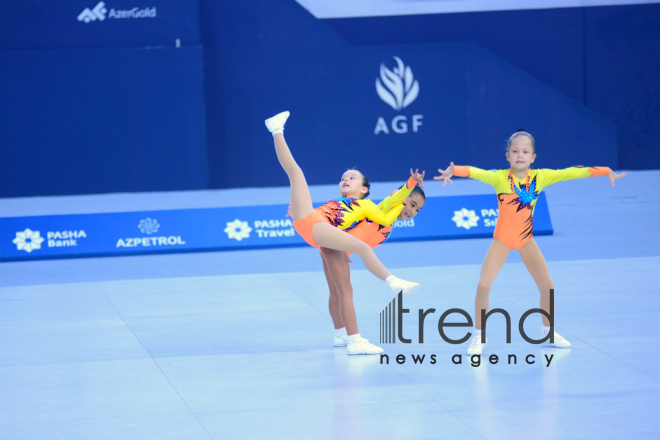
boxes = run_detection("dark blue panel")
[200,1,618,192]
[199,0,345,189]
[320,3,660,170]
[584,4,660,169]
[465,43,617,170]
[0,46,207,197]
[323,8,586,104]
[0,0,199,51]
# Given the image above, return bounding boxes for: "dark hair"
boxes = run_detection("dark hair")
[399,183,426,201]
[346,168,370,199]
[411,184,426,201]
[507,130,535,153]
[361,174,370,198]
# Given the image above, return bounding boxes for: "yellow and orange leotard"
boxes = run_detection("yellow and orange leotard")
[347,176,417,249]
[454,166,611,250]
[294,177,417,248]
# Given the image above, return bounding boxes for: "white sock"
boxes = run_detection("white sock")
[335,328,347,337]
[272,129,283,136]
[385,275,396,283]
[542,325,551,337]
[474,329,482,338]
[347,333,361,343]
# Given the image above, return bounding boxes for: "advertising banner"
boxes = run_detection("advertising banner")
[0,0,200,51]
[0,193,552,261]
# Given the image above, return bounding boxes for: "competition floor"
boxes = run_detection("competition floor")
[1,171,659,439]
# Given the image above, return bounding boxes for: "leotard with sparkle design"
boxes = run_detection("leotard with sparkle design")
[346,177,417,249]
[453,166,611,250]
[293,177,416,248]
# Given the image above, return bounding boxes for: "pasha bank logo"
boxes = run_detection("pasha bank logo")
[374,56,423,135]
[12,229,45,253]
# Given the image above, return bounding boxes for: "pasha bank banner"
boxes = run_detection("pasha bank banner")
[0,193,553,261]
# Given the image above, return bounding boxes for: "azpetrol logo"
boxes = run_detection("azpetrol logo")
[78,2,156,23]
[116,218,185,248]
[374,56,423,135]
[379,292,559,368]
[138,218,160,235]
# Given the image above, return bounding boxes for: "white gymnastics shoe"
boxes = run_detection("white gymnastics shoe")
[546,331,572,348]
[386,275,420,296]
[265,111,290,135]
[334,334,348,347]
[467,334,487,356]
[347,337,384,355]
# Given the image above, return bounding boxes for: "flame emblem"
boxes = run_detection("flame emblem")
[376,56,420,110]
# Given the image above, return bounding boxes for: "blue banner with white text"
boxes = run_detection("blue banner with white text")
[0,193,553,261]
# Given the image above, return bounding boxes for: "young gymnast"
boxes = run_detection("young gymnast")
[322,182,426,355]
[265,110,421,304]
[286,174,426,354]
[434,130,627,355]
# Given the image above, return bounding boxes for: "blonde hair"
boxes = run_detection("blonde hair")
[507,131,535,153]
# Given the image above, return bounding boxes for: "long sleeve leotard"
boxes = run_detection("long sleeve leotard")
[454,166,611,250]
[345,176,417,248]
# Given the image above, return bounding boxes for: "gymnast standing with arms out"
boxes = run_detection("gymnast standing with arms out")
[435,130,627,355]
[264,110,421,302]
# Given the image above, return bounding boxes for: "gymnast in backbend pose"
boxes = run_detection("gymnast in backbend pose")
[434,130,627,355]
[265,110,420,306]
[288,173,426,354]
[320,180,426,355]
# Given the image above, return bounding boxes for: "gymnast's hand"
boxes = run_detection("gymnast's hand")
[285,200,292,218]
[410,168,426,189]
[433,162,454,186]
[607,170,627,187]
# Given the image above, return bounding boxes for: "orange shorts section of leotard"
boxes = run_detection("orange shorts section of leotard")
[293,210,330,248]
[347,220,392,249]
[493,194,534,251]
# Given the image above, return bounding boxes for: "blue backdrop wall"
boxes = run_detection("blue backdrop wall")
[0,0,207,197]
[321,3,660,171]
[200,0,619,190]
[0,1,657,197]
